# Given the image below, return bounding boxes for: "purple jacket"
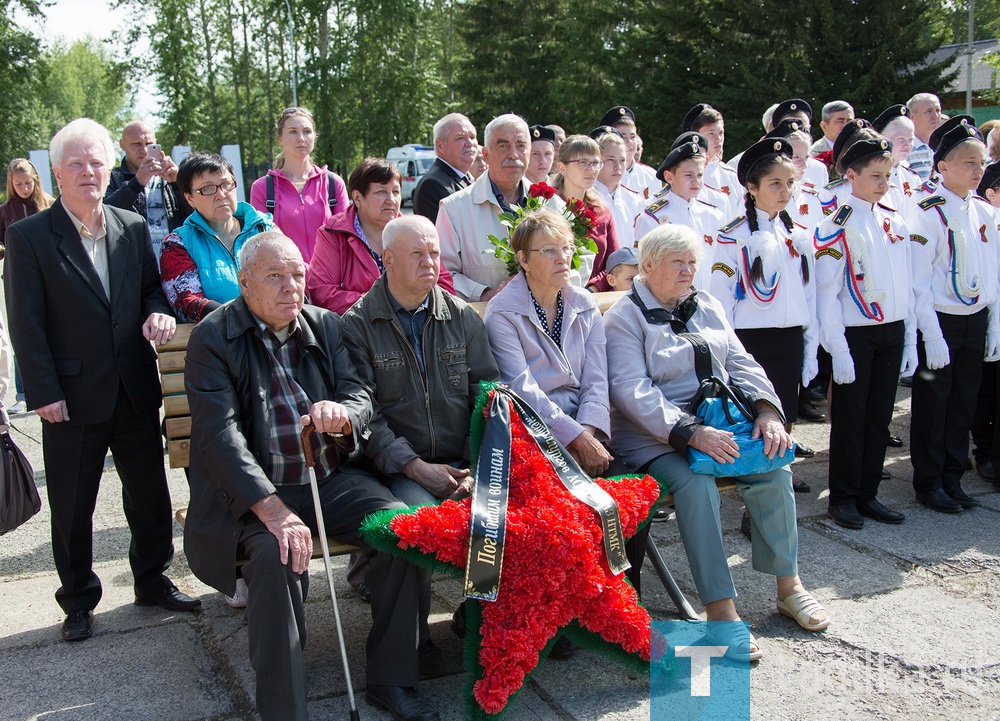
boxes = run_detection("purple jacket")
[484,273,610,446]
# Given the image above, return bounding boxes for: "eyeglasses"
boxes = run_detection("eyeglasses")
[529,245,575,259]
[191,180,237,196]
[565,159,604,171]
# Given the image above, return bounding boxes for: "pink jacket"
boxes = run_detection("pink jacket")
[249,165,348,263]
[307,205,456,315]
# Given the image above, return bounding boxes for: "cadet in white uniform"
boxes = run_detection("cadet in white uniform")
[872,105,922,217]
[683,103,743,219]
[591,126,645,249]
[634,133,725,289]
[813,138,914,529]
[907,118,1000,513]
[818,119,879,216]
[768,118,826,232]
[710,139,817,456]
[599,106,661,199]
[970,162,1000,486]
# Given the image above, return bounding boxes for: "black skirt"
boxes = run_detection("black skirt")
[735,326,804,423]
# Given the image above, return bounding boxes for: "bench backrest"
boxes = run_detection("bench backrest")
[157,291,628,468]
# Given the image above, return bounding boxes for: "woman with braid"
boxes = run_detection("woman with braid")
[710,139,817,494]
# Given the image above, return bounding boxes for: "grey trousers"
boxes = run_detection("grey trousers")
[647,453,798,605]
[240,467,429,721]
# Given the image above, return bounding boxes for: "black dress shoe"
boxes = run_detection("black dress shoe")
[366,685,440,721]
[887,435,903,448]
[857,499,905,524]
[944,487,981,509]
[916,488,963,514]
[134,585,202,611]
[794,444,815,458]
[977,461,996,482]
[881,469,891,480]
[797,404,827,423]
[355,580,372,603]
[828,503,864,529]
[898,374,913,387]
[792,478,811,493]
[804,387,826,404]
[418,640,444,678]
[62,609,93,642]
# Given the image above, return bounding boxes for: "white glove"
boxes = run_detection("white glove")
[832,352,856,385]
[923,337,951,370]
[801,357,819,388]
[900,344,919,377]
[986,331,1000,362]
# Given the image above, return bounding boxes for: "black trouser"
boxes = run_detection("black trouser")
[911,309,988,493]
[242,468,425,721]
[42,383,174,613]
[828,321,904,506]
[970,359,999,465]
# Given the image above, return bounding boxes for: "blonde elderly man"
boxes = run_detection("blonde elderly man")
[4,118,192,644]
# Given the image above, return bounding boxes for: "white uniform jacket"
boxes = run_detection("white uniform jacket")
[711,208,818,358]
[595,179,645,250]
[702,158,743,219]
[634,189,725,290]
[813,196,915,357]
[621,162,662,200]
[906,187,1000,339]
[437,174,562,301]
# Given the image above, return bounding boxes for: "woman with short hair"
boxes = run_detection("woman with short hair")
[605,223,829,661]
[308,158,454,314]
[160,151,274,322]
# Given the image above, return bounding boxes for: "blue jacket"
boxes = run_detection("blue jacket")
[172,202,273,305]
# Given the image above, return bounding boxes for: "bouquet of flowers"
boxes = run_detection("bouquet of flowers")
[488,182,599,276]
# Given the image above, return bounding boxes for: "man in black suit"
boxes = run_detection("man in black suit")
[4,118,200,643]
[412,113,477,223]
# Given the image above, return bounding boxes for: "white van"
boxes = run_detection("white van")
[386,144,437,206]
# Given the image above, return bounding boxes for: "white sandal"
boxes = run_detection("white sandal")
[777,590,830,632]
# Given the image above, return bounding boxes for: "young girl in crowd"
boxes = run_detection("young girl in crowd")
[249,106,348,262]
[551,135,621,291]
[711,138,817,492]
[0,158,53,413]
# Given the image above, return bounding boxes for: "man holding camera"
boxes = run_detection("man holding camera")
[105,121,190,267]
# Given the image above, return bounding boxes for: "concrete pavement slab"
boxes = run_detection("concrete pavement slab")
[0,622,232,720]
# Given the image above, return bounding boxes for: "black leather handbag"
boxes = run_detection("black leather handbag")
[0,406,40,534]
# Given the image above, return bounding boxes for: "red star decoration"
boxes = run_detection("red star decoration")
[386,400,661,715]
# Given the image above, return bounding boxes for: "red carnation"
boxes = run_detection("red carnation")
[815,149,834,171]
[529,182,557,199]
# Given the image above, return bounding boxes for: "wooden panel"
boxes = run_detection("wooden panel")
[168,439,190,469]
[163,394,189,418]
[156,323,195,353]
[161,373,186,395]
[165,417,191,439]
[157,351,186,373]
[468,290,624,318]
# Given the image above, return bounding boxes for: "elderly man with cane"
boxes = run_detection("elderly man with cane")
[183,230,437,721]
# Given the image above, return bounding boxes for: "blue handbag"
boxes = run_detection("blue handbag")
[685,376,796,477]
[624,287,794,477]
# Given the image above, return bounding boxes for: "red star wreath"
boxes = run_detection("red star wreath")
[362,384,663,718]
